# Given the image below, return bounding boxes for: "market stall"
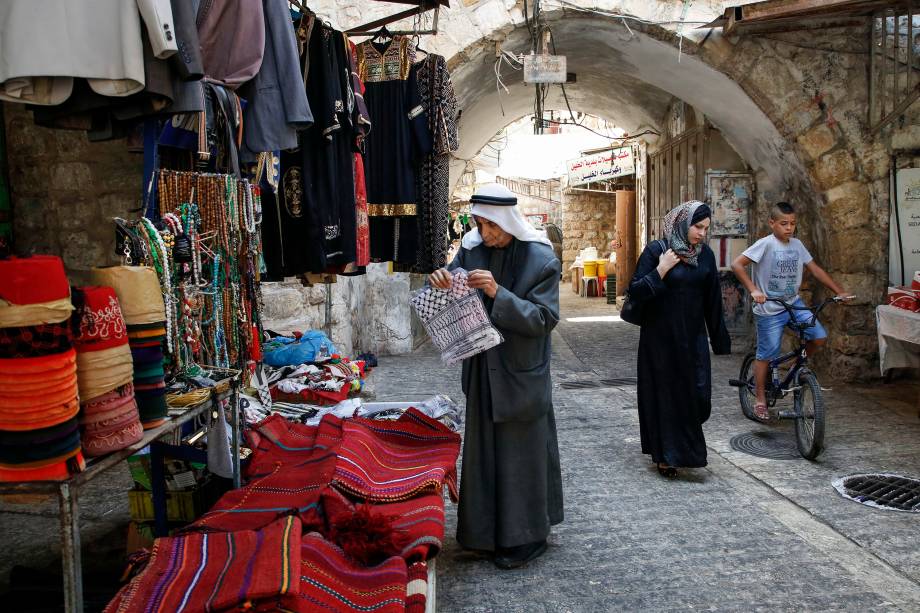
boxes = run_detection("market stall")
[0,1,463,611]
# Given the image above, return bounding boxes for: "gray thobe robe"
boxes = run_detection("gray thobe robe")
[448,238,564,551]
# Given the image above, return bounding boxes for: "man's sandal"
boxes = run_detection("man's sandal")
[754,403,771,421]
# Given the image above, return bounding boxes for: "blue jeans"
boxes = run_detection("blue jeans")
[754,298,827,360]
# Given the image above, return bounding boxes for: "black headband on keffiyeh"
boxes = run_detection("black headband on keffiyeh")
[663,201,711,267]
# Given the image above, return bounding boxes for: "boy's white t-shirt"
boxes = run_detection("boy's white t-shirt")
[742,235,813,316]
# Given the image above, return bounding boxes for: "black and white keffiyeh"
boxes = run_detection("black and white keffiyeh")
[411,268,504,365]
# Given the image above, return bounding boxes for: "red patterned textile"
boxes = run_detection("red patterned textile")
[271,382,351,407]
[73,286,129,352]
[405,561,428,613]
[333,409,461,502]
[244,413,343,479]
[256,532,407,613]
[0,255,69,305]
[191,417,343,534]
[322,487,445,562]
[354,152,370,267]
[105,515,301,613]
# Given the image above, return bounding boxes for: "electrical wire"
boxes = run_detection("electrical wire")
[546,0,712,26]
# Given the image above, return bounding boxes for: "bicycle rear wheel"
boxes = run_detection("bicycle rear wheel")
[738,353,758,422]
[794,371,825,460]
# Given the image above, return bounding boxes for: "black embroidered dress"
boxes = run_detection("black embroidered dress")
[264,18,356,277]
[414,53,460,273]
[357,36,431,264]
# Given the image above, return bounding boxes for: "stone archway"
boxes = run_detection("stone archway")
[445,10,811,210]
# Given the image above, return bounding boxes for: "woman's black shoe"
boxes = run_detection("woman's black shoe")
[657,463,678,478]
[494,540,547,570]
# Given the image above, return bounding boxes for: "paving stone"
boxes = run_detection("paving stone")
[373,287,920,611]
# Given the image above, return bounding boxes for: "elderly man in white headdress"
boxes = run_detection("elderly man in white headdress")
[429,183,563,569]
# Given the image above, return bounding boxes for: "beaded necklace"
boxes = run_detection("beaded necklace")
[139,217,176,355]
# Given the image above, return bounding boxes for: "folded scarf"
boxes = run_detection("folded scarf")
[104,516,302,613]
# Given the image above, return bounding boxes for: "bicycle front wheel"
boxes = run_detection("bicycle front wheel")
[794,371,825,460]
[738,353,758,422]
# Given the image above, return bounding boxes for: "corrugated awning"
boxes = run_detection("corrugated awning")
[704,0,900,34]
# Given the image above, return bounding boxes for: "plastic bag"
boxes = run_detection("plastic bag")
[261,331,338,367]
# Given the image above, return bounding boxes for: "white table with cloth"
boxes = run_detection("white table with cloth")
[876,305,920,375]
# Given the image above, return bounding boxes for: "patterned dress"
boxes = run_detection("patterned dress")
[357,36,432,264]
[414,54,460,274]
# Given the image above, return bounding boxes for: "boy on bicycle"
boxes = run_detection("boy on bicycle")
[731,202,848,420]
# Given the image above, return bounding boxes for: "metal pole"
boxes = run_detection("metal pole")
[230,378,241,489]
[59,482,83,613]
[324,280,333,342]
[869,12,877,126]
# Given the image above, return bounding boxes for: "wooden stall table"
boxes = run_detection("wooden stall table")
[571,264,583,294]
[0,373,242,613]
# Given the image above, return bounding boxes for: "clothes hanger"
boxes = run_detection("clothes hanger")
[414,33,428,58]
[372,26,393,43]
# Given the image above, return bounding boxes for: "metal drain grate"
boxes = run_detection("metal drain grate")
[729,432,800,460]
[832,473,920,512]
[559,377,637,390]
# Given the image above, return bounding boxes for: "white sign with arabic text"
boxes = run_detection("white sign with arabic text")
[567,147,635,187]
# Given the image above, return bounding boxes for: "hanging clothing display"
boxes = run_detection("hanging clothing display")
[348,38,373,268]
[0,0,175,106]
[262,17,357,277]
[414,53,460,273]
[238,0,313,161]
[357,36,432,264]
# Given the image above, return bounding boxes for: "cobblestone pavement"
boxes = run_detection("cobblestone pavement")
[374,286,920,612]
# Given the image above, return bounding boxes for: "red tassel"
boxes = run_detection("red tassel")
[327,505,408,566]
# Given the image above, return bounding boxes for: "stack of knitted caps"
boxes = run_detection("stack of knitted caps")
[91,266,168,429]
[72,286,143,456]
[0,256,84,481]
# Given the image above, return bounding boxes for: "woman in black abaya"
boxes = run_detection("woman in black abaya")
[628,202,731,477]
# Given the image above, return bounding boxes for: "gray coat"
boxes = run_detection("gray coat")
[449,239,561,423]
[240,0,313,162]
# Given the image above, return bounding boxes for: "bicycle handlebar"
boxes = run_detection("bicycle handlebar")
[766,295,854,310]
[765,296,854,328]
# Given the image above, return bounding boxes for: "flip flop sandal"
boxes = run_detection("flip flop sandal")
[754,403,771,421]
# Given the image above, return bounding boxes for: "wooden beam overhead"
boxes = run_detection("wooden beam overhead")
[709,0,917,34]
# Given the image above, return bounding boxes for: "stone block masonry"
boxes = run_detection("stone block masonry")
[4,103,142,283]
[560,189,617,280]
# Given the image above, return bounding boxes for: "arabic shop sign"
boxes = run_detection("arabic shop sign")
[891,167,920,285]
[566,147,635,186]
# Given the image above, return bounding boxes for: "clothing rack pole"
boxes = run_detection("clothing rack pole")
[346,4,439,36]
[324,280,333,342]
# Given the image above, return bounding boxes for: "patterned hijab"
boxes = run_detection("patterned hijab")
[663,201,711,267]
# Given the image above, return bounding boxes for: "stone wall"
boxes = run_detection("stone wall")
[259,265,415,359]
[560,189,617,279]
[695,24,908,379]
[4,104,141,283]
